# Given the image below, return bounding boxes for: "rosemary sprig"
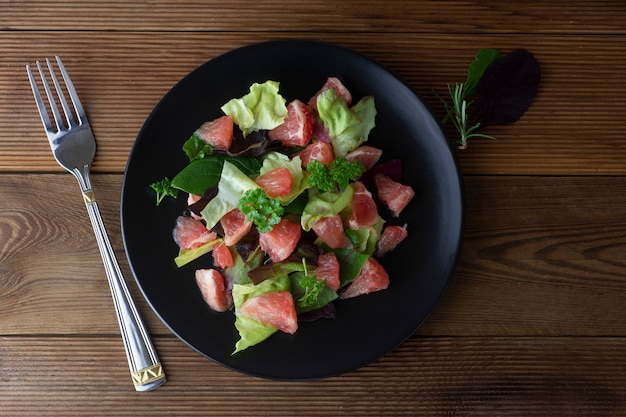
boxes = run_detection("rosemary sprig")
[439,83,496,149]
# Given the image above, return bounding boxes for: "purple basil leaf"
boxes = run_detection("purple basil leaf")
[297,302,337,322]
[212,129,285,158]
[475,49,540,127]
[186,186,216,216]
[360,158,403,191]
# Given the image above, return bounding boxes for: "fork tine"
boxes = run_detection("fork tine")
[55,56,86,125]
[47,57,77,128]
[35,60,65,133]
[26,63,54,133]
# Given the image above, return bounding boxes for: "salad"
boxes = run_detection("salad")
[150,78,415,353]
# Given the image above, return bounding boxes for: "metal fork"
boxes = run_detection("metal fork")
[26,56,166,391]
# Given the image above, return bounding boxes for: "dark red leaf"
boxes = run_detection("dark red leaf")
[297,302,336,322]
[475,49,540,127]
[360,158,403,191]
[212,129,285,158]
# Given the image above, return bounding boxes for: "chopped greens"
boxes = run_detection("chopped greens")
[151,78,415,354]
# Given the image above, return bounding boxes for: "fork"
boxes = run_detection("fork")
[26,56,166,391]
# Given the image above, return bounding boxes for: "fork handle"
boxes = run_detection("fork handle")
[83,194,166,391]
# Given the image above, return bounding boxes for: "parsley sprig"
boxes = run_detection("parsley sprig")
[298,260,326,307]
[307,158,365,192]
[149,177,178,206]
[238,188,284,233]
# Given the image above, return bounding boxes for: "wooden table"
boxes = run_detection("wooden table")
[2,1,625,415]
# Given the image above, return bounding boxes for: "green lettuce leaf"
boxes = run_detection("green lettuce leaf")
[334,96,377,156]
[221,80,288,136]
[248,261,306,284]
[174,239,221,267]
[232,275,291,353]
[316,88,377,157]
[232,316,276,355]
[344,216,385,255]
[300,186,354,231]
[223,248,264,286]
[316,88,354,138]
[200,161,260,230]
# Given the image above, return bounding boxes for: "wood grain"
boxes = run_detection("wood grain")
[2,1,625,413]
[2,0,626,34]
[4,31,626,175]
[1,174,624,336]
[422,175,626,336]
[0,336,624,415]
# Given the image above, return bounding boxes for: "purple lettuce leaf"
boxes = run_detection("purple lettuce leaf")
[475,49,540,127]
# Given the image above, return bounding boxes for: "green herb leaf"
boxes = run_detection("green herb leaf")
[298,274,326,308]
[149,177,178,205]
[307,158,365,192]
[238,188,284,233]
[322,243,370,288]
[171,155,262,196]
[464,48,502,98]
[306,160,336,192]
[182,133,213,161]
[171,158,224,196]
[438,83,496,149]
[289,261,338,313]
[330,158,365,189]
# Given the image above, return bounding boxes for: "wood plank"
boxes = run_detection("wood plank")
[3,32,626,175]
[421,175,626,336]
[0,335,624,415]
[2,0,626,34]
[1,174,625,336]
[0,173,166,335]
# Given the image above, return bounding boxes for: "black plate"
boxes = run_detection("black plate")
[121,40,463,380]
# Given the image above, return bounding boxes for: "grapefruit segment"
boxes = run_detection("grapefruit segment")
[239,291,298,334]
[195,268,233,312]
